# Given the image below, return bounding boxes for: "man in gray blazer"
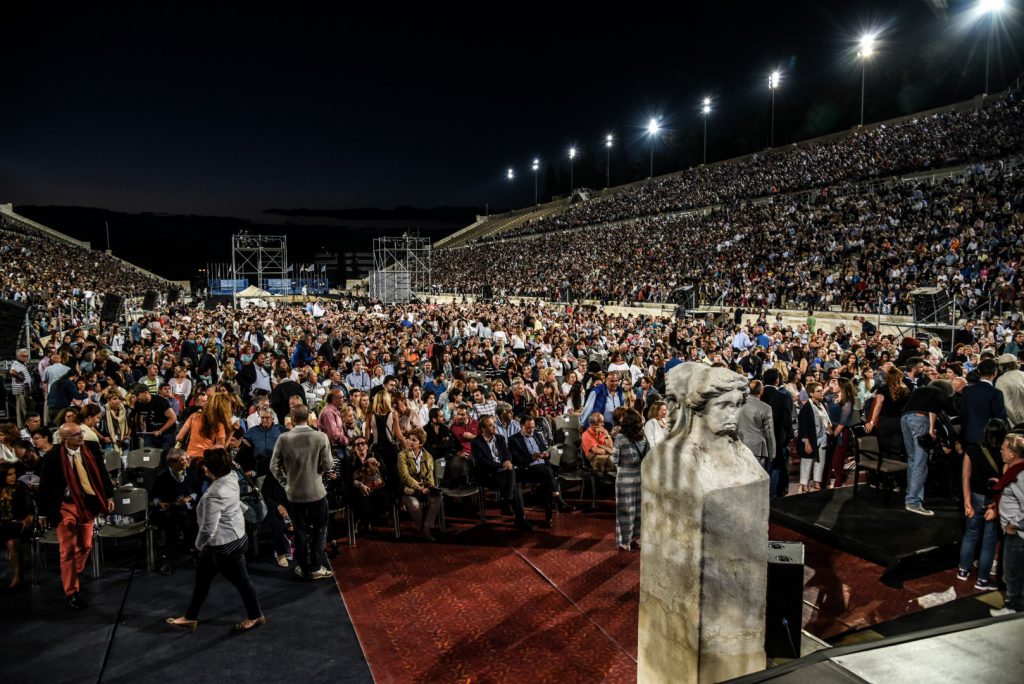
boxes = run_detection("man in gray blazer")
[270,405,334,581]
[736,380,775,471]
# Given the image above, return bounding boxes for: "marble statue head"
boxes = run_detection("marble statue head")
[664,363,749,439]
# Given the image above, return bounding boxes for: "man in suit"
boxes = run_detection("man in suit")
[471,415,532,531]
[270,368,305,425]
[761,369,794,499]
[509,417,573,529]
[736,380,775,472]
[961,359,1007,445]
[38,424,115,609]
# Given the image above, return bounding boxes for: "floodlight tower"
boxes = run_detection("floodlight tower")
[701,97,712,164]
[768,71,780,147]
[979,0,1006,94]
[568,147,577,194]
[532,158,540,206]
[605,134,613,188]
[506,167,514,212]
[857,34,876,126]
[647,118,660,177]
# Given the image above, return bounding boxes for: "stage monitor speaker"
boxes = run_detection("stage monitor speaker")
[0,300,29,356]
[100,294,123,323]
[142,290,158,310]
[911,287,951,324]
[765,540,804,659]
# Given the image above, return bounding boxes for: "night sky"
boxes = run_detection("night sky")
[2,2,1022,248]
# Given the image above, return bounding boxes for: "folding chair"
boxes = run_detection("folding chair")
[554,443,597,508]
[103,449,123,485]
[434,457,484,535]
[851,426,906,499]
[92,485,154,576]
[124,448,161,492]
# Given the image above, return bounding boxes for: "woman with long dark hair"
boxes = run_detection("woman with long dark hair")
[612,409,649,552]
[865,366,910,461]
[826,377,856,488]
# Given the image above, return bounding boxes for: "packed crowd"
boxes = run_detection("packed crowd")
[435,167,1024,312]
[3,296,1024,614]
[481,95,1024,243]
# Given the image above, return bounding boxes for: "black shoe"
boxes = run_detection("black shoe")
[499,502,514,516]
[556,498,575,513]
[513,518,534,531]
[537,518,553,529]
[68,593,86,610]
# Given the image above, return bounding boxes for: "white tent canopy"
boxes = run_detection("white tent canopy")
[236,285,272,298]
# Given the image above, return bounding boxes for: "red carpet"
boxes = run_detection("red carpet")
[331,494,980,683]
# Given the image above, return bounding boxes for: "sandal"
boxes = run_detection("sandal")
[166,617,198,631]
[232,615,267,632]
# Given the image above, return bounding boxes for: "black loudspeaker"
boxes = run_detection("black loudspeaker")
[911,287,951,324]
[142,290,158,310]
[673,285,697,312]
[0,300,29,356]
[168,289,180,304]
[100,294,123,323]
[482,284,494,302]
[765,540,804,659]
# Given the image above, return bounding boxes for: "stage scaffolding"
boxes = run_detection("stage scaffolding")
[231,233,288,299]
[370,234,431,304]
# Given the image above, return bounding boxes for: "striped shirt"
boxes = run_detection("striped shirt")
[10,360,32,395]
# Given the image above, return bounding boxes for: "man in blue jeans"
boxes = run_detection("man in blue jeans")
[270,404,334,581]
[900,380,955,517]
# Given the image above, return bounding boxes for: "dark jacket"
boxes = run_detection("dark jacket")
[508,431,550,469]
[797,401,827,453]
[470,433,513,477]
[960,381,1007,445]
[762,385,794,455]
[270,380,304,424]
[151,467,203,507]
[38,444,115,521]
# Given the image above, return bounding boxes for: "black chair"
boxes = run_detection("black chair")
[92,485,154,575]
[124,448,161,492]
[103,449,123,485]
[326,453,356,548]
[553,443,596,508]
[851,424,906,498]
[434,457,484,535]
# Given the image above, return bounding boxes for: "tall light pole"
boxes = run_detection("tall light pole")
[532,158,540,206]
[605,134,613,188]
[768,71,779,147]
[506,167,514,212]
[979,0,1006,94]
[857,34,876,127]
[647,118,659,178]
[701,97,711,164]
[568,146,577,195]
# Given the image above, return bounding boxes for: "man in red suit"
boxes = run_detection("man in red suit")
[39,424,115,609]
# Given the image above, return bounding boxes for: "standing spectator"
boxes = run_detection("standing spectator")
[1,462,34,588]
[736,380,775,472]
[866,367,911,462]
[166,447,265,632]
[131,383,177,451]
[825,378,856,488]
[38,423,115,609]
[958,419,1008,591]
[961,359,1007,446]
[991,433,1024,617]
[995,354,1024,428]
[611,409,648,551]
[761,369,794,499]
[901,380,956,517]
[176,393,234,464]
[797,382,831,492]
[270,405,334,581]
[9,348,34,428]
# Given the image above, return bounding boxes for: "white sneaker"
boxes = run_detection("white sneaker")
[905,504,934,517]
[990,607,1017,617]
[311,566,334,580]
[276,554,290,568]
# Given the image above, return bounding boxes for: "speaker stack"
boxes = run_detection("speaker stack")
[142,290,158,310]
[765,540,804,659]
[481,284,494,302]
[910,287,951,324]
[0,300,29,356]
[168,289,180,304]
[99,294,123,323]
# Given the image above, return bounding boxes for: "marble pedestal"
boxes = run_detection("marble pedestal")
[638,435,769,683]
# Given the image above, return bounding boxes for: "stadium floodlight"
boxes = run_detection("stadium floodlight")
[568,147,577,194]
[977,0,1006,94]
[605,134,613,187]
[647,118,660,177]
[768,71,780,146]
[701,97,712,164]
[857,33,877,126]
[506,168,514,180]
[532,158,540,206]
[506,168,515,212]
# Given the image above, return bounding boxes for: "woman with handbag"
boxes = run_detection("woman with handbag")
[350,436,388,534]
[166,447,265,632]
[396,428,441,541]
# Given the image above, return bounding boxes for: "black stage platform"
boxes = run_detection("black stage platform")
[3,545,373,683]
[770,487,962,585]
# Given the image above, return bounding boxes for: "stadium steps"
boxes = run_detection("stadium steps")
[438,202,567,250]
